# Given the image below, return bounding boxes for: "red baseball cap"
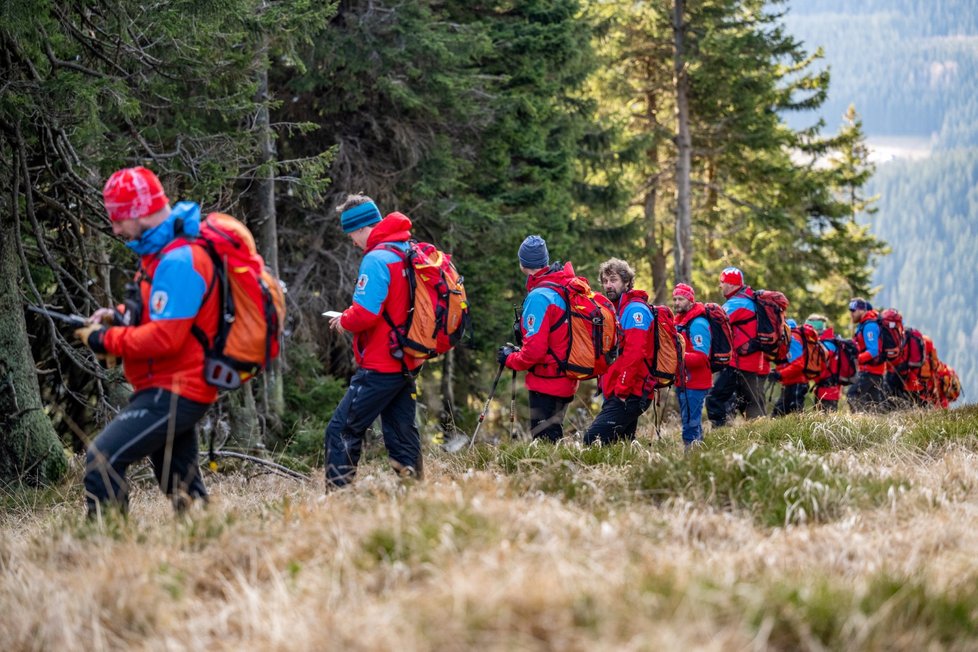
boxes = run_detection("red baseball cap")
[103,167,169,221]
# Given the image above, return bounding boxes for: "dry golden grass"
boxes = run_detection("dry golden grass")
[4,408,978,651]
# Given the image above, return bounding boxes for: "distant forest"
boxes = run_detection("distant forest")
[787,0,978,402]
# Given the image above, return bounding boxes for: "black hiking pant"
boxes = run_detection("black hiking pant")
[847,371,888,412]
[706,367,766,427]
[528,391,572,443]
[85,388,210,517]
[584,394,651,445]
[772,383,808,416]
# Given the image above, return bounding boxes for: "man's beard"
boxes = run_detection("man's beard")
[605,289,620,302]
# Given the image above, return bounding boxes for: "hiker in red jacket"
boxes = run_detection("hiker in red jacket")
[74,167,220,517]
[584,258,653,445]
[769,319,809,416]
[499,235,580,442]
[673,283,711,449]
[326,194,425,487]
[706,267,769,427]
[806,314,841,411]
[847,297,888,412]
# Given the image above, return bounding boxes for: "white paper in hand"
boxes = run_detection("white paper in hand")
[322,310,343,319]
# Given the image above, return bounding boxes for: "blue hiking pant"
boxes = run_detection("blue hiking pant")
[677,387,708,445]
[324,369,421,488]
[85,388,210,516]
[584,394,650,445]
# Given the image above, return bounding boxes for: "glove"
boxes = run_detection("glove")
[497,344,518,366]
[767,370,781,382]
[74,324,108,355]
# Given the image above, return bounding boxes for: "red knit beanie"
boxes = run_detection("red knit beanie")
[719,266,744,286]
[673,283,695,302]
[103,167,169,221]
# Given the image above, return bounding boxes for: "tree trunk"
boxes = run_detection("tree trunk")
[439,349,457,431]
[227,387,261,451]
[672,0,693,285]
[0,169,67,486]
[254,48,285,435]
[643,69,669,305]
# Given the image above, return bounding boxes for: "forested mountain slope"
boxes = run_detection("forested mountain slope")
[786,0,978,402]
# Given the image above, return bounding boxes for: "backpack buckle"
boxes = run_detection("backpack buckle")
[204,357,242,390]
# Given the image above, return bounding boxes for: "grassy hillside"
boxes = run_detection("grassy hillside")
[4,409,978,650]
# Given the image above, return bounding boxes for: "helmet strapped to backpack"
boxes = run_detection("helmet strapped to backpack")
[541,277,619,380]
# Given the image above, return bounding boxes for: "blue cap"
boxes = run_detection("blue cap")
[340,201,382,233]
[848,298,872,312]
[518,235,549,269]
[787,318,797,329]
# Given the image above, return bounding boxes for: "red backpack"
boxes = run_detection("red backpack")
[701,302,734,371]
[873,308,905,365]
[825,337,859,386]
[645,304,685,388]
[541,277,619,380]
[182,213,286,390]
[381,241,470,365]
[734,290,790,363]
[899,327,926,372]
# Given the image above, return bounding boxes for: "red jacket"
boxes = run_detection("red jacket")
[339,213,422,374]
[505,262,579,398]
[775,329,808,386]
[601,289,654,398]
[102,240,220,404]
[814,327,841,401]
[854,310,886,375]
[674,302,712,390]
[723,286,770,375]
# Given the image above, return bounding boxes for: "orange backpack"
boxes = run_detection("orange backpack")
[381,241,470,365]
[793,323,827,380]
[541,277,619,380]
[645,304,685,388]
[187,213,286,389]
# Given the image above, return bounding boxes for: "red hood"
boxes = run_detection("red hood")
[675,301,706,326]
[618,288,649,310]
[819,326,836,340]
[858,309,879,325]
[526,261,576,291]
[366,212,413,251]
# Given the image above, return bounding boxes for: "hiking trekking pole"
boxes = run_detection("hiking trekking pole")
[468,361,507,451]
[509,368,518,441]
[27,305,88,328]
[510,305,521,441]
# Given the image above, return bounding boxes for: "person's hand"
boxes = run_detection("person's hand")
[497,344,519,366]
[329,314,345,333]
[767,370,781,382]
[88,307,117,325]
[74,324,103,349]
[75,322,109,352]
